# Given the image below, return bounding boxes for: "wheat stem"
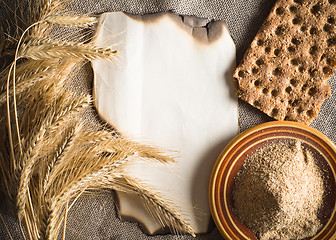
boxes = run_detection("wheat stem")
[11,21,45,157]
[62,201,68,240]
[6,62,16,170]
[19,221,27,240]
[27,187,40,239]
[0,213,14,240]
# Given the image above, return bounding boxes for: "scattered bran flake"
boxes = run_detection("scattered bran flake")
[233,140,324,240]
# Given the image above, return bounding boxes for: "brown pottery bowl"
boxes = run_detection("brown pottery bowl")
[209,121,336,240]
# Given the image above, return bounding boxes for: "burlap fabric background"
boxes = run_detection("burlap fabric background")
[1,0,336,239]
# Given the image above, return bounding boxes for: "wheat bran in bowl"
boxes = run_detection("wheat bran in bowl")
[233,140,323,240]
[209,121,336,240]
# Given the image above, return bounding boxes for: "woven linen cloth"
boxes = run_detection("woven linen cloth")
[1,0,336,239]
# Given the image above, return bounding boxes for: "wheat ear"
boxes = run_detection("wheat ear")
[19,40,118,62]
[0,59,59,94]
[44,163,121,239]
[111,177,196,237]
[42,124,78,194]
[74,130,176,164]
[18,60,80,138]
[45,133,175,195]
[45,15,98,27]
[0,72,52,105]
[17,94,89,220]
[17,121,82,239]
[0,213,14,240]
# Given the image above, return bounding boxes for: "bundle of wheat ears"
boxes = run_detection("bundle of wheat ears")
[0,0,195,239]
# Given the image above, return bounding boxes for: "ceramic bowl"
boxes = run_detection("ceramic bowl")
[209,121,336,240]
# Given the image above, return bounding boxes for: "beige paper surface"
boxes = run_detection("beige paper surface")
[92,12,237,234]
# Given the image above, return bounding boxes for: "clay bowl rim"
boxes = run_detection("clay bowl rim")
[209,120,336,240]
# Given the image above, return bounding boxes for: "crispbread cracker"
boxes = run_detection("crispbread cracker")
[233,0,335,124]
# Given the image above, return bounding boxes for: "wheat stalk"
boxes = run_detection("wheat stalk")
[0,151,11,198]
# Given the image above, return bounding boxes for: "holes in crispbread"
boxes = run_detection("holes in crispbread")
[257,39,264,46]
[309,87,317,96]
[263,88,269,94]
[275,25,285,36]
[297,106,304,114]
[327,58,336,67]
[327,37,336,46]
[265,46,271,53]
[291,38,300,45]
[307,110,314,117]
[323,24,333,34]
[311,4,322,16]
[291,58,299,66]
[253,100,261,107]
[301,25,307,32]
[299,66,305,73]
[254,79,261,87]
[256,58,264,66]
[274,48,281,56]
[309,68,318,77]
[290,99,299,107]
[299,107,305,115]
[309,45,318,55]
[238,70,245,78]
[284,115,291,121]
[276,7,285,15]
[289,5,298,13]
[271,89,279,97]
[252,67,259,74]
[310,27,318,35]
[285,86,292,94]
[323,66,333,75]
[302,83,308,92]
[328,16,335,24]
[288,46,296,53]
[290,78,298,87]
[273,67,283,76]
[271,108,279,116]
[292,16,302,25]
[294,0,303,4]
